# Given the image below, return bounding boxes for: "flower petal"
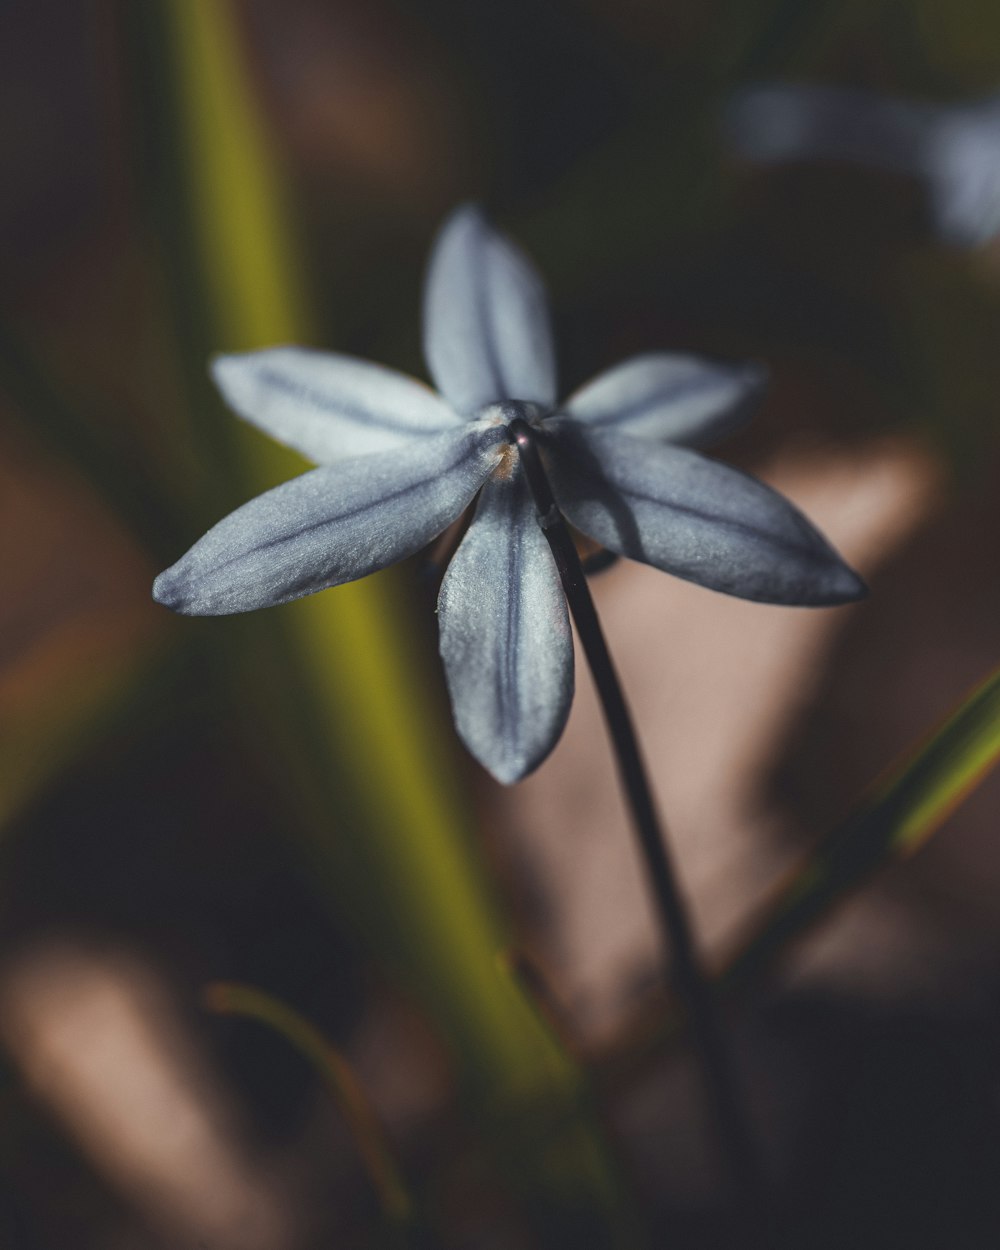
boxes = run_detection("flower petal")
[438,471,573,784]
[728,85,1000,247]
[211,347,461,464]
[545,420,865,606]
[422,204,557,416]
[560,353,766,447]
[725,84,935,175]
[154,424,505,616]
[926,105,1000,246]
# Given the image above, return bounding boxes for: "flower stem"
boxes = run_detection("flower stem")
[510,419,766,1216]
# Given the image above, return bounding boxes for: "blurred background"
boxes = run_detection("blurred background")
[4,0,1000,1246]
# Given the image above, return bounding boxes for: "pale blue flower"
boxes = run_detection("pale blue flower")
[154,206,863,783]
[726,84,1000,247]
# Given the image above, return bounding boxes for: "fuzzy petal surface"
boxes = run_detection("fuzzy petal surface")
[560,353,766,447]
[438,470,573,783]
[545,420,865,606]
[211,347,460,464]
[422,205,557,416]
[154,424,505,615]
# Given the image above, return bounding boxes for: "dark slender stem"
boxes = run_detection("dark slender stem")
[511,419,767,1216]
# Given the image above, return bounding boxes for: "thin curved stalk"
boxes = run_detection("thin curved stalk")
[510,419,766,1215]
[204,981,413,1227]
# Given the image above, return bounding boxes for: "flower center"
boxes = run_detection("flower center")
[476,399,546,433]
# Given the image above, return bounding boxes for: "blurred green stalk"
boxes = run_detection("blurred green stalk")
[597,658,1000,1091]
[722,659,1000,987]
[128,1,636,1241]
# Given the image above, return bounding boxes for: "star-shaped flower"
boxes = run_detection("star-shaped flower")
[727,84,1000,247]
[154,205,864,783]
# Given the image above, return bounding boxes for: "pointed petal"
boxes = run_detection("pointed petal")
[153,424,505,616]
[211,347,461,464]
[545,421,865,606]
[422,204,557,416]
[438,471,573,784]
[560,353,766,447]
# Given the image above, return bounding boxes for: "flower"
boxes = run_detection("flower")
[154,205,864,783]
[726,84,1000,247]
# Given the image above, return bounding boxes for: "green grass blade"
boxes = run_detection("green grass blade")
[146,0,546,1107]
[129,2,635,1239]
[595,663,1000,1093]
[722,662,1000,986]
[205,982,414,1228]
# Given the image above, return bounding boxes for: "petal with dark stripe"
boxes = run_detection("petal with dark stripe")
[560,353,765,447]
[438,471,573,784]
[545,420,865,606]
[211,348,461,464]
[422,205,557,416]
[153,424,504,616]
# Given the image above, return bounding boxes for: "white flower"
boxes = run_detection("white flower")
[154,206,863,783]
[727,84,1000,247]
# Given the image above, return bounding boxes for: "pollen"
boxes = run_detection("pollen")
[492,441,518,481]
